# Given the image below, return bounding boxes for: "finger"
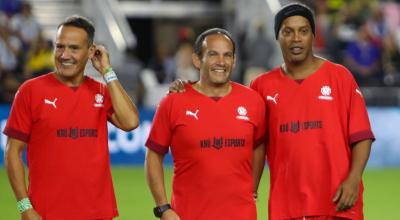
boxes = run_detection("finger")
[337,200,346,211]
[342,194,352,211]
[338,190,354,211]
[169,83,178,93]
[349,194,358,207]
[332,187,342,202]
[97,45,109,57]
[95,44,105,51]
[336,198,343,211]
[176,80,182,89]
[336,192,348,211]
[346,192,357,210]
[177,79,185,92]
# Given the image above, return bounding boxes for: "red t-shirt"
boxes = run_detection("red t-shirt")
[3,73,118,220]
[250,61,374,220]
[146,82,266,220]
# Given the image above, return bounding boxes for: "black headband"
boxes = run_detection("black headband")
[274,3,315,39]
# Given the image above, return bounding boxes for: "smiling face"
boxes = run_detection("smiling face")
[54,25,94,81]
[278,15,314,65]
[192,34,235,87]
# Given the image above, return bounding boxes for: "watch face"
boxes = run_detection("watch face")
[153,207,162,218]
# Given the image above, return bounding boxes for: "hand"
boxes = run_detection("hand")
[161,209,181,220]
[332,175,360,212]
[168,79,187,93]
[21,209,42,220]
[90,44,111,76]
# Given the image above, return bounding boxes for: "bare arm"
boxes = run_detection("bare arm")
[91,45,139,131]
[107,80,139,131]
[5,138,28,201]
[145,149,168,205]
[5,137,42,220]
[144,149,180,220]
[252,143,265,200]
[333,139,372,211]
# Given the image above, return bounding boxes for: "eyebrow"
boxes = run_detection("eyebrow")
[55,43,81,48]
[206,50,233,54]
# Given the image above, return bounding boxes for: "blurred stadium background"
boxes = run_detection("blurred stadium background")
[1,0,400,219]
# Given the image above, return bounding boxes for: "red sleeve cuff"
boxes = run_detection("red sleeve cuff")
[254,135,266,148]
[107,108,114,116]
[107,108,115,122]
[145,139,169,155]
[3,127,29,143]
[349,130,375,145]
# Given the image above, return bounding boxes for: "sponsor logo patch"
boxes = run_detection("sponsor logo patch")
[318,85,333,101]
[236,106,249,120]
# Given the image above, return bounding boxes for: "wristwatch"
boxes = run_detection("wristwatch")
[153,204,171,218]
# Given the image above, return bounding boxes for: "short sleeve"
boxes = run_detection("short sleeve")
[3,82,33,142]
[249,78,258,93]
[348,78,375,144]
[250,77,269,145]
[145,95,174,154]
[253,93,266,147]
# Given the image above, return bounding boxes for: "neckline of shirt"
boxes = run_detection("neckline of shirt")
[50,72,88,91]
[279,60,329,85]
[186,82,237,102]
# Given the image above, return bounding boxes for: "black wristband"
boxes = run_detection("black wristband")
[153,204,171,218]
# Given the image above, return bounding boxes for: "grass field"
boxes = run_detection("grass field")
[1,167,400,219]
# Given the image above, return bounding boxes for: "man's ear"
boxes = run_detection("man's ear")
[192,53,201,70]
[88,44,96,59]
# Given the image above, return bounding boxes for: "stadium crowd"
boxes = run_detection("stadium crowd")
[1,0,400,105]
[0,1,53,104]
[298,0,400,87]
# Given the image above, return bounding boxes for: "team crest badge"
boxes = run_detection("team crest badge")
[236,106,249,121]
[318,85,333,101]
[94,93,104,107]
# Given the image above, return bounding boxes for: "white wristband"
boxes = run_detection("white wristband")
[104,68,118,84]
[17,197,33,213]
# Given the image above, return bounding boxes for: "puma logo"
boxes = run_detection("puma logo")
[186,109,199,120]
[266,93,278,104]
[44,98,57,109]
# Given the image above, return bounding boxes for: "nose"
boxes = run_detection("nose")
[216,55,226,66]
[293,31,301,42]
[60,48,71,59]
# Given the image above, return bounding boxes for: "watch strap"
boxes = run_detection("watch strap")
[153,203,171,218]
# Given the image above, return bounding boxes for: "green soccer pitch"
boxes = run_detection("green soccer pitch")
[1,167,399,219]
